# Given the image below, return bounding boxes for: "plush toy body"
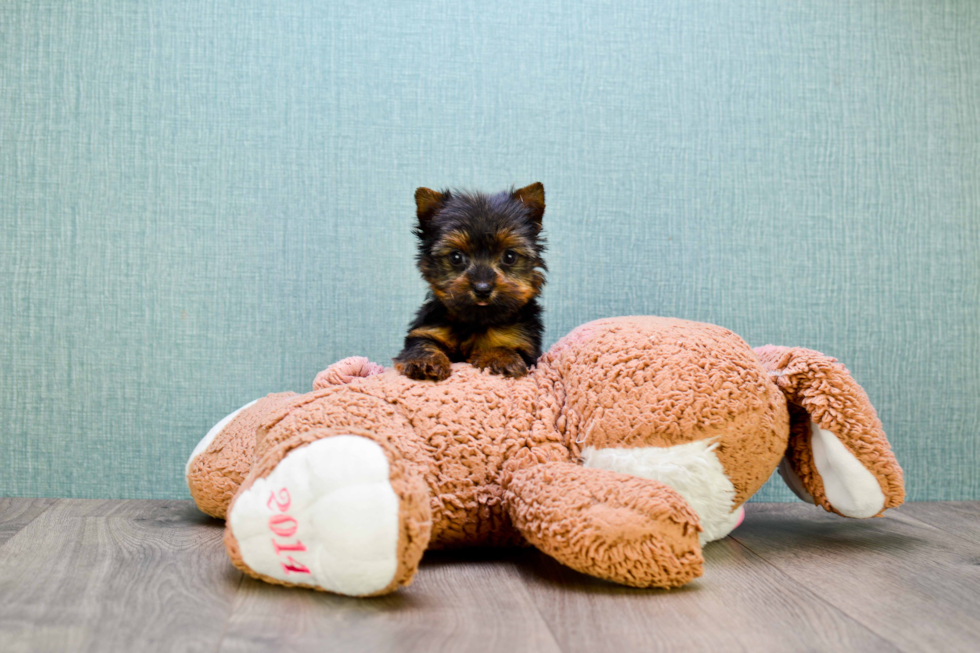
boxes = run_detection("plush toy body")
[187,317,904,596]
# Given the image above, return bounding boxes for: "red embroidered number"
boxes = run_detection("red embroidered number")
[266,488,310,575]
[272,539,308,555]
[266,488,291,512]
[268,514,298,538]
[281,557,311,575]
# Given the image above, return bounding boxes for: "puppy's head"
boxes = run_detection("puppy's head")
[413,183,547,322]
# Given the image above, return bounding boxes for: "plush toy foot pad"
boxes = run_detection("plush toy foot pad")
[227,435,401,596]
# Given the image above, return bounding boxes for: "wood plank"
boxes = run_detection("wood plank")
[218,548,562,653]
[517,535,895,653]
[0,499,242,653]
[732,503,980,653]
[896,501,980,544]
[0,500,975,653]
[0,498,58,545]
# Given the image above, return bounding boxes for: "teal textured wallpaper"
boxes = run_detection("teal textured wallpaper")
[1,0,978,501]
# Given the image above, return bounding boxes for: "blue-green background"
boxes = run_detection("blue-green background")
[2,0,978,501]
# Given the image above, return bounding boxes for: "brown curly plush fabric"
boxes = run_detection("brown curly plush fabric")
[187,392,297,518]
[540,317,789,505]
[754,345,905,516]
[253,364,562,548]
[187,316,905,595]
[312,355,385,388]
[503,462,704,588]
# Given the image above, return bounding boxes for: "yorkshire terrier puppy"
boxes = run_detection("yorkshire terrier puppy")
[394,183,547,381]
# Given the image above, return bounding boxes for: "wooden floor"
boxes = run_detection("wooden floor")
[0,500,977,653]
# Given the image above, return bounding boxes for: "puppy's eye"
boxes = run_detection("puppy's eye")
[448,251,466,267]
[501,250,519,266]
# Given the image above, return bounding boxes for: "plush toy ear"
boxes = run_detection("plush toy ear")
[414,187,448,233]
[513,182,545,227]
[754,346,905,518]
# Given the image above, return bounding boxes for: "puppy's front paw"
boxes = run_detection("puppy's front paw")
[394,351,452,381]
[469,348,528,378]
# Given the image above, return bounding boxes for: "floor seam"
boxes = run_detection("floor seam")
[891,509,980,548]
[511,553,569,653]
[729,533,909,653]
[212,572,246,653]
[0,498,61,551]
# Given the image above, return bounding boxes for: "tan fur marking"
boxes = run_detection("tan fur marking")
[415,187,445,217]
[513,182,545,218]
[468,347,528,377]
[492,230,531,255]
[409,326,454,350]
[474,325,534,356]
[496,277,539,304]
[431,277,472,307]
[438,231,473,255]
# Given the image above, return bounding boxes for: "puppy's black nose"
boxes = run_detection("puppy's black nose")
[472,281,494,298]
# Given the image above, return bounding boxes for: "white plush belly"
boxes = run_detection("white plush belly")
[581,439,740,545]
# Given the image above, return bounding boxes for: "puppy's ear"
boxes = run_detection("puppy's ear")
[414,187,448,233]
[513,182,545,227]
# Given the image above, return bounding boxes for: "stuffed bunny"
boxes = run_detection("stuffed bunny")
[186,316,904,596]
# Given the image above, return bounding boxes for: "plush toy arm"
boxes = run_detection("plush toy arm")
[502,461,704,588]
[186,392,299,518]
[754,346,905,518]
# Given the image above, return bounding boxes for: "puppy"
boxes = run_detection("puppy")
[394,183,547,381]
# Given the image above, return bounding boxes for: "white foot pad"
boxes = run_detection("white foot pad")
[228,435,400,596]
